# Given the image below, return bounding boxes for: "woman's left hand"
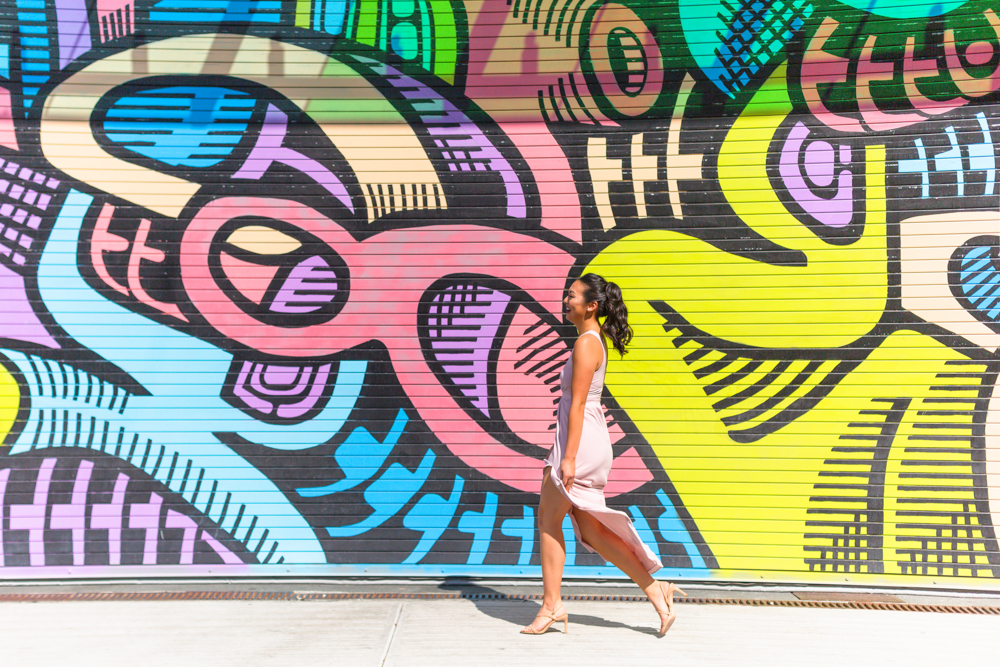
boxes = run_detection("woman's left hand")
[560,457,576,492]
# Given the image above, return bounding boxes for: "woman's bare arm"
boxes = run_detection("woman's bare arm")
[560,333,604,491]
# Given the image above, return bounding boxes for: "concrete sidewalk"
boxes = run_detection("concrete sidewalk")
[0,586,996,667]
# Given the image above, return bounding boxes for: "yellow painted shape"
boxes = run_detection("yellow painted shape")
[0,357,20,445]
[226,226,302,254]
[588,64,887,350]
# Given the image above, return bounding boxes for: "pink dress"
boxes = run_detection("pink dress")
[545,329,662,574]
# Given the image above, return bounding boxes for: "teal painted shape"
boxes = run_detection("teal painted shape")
[0,44,8,79]
[457,492,498,565]
[296,409,408,498]
[500,506,535,566]
[654,490,708,571]
[835,0,968,18]
[391,22,419,60]
[391,0,414,17]
[402,476,466,564]
[326,449,436,537]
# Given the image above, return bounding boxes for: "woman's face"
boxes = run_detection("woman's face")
[564,280,597,327]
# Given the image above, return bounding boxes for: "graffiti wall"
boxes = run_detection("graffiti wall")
[0,0,998,589]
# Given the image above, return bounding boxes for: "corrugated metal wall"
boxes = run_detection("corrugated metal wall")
[0,0,998,589]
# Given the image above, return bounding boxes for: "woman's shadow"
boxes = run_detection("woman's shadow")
[437,582,659,636]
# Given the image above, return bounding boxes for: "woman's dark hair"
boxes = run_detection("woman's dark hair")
[577,273,633,357]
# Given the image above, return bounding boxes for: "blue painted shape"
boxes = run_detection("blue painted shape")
[898,139,930,198]
[457,492,498,565]
[958,244,1000,325]
[561,514,576,567]
[402,476,465,564]
[0,44,9,79]
[501,506,535,566]
[104,87,255,168]
[628,505,662,562]
[934,126,964,197]
[654,490,708,570]
[149,0,282,22]
[10,190,373,563]
[968,113,996,197]
[322,0,348,35]
[296,409,408,498]
[326,449,435,537]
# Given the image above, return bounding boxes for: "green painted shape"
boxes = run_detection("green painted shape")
[295,0,312,28]
[429,0,457,83]
[305,60,403,123]
[835,0,969,18]
[355,0,379,46]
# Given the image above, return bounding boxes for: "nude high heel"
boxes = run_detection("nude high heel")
[520,603,569,635]
[657,582,687,636]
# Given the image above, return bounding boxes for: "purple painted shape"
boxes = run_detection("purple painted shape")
[56,0,92,68]
[270,255,338,314]
[803,141,835,187]
[0,264,60,348]
[356,57,527,219]
[233,104,354,213]
[9,458,56,566]
[261,365,300,388]
[50,459,94,567]
[128,492,163,565]
[252,365,308,397]
[778,121,855,229]
[90,473,129,565]
[200,530,243,564]
[428,286,511,416]
[233,361,275,414]
[165,509,198,565]
[0,468,8,567]
[276,364,330,419]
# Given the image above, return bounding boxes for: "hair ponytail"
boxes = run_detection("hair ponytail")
[577,273,634,357]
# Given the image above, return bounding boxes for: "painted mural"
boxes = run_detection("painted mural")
[0,0,998,588]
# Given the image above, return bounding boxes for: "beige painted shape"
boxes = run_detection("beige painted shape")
[586,137,623,231]
[41,33,440,220]
[666,74,704,219]
[226,226,302,254]
[630,133,657,219]
[898,211,1000,350]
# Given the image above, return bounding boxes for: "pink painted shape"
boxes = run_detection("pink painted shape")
[96,0,134,43]
[165,509,198,565]
[499,122,581,244]
[50,459,94,566]
[857,35,924,132]
[604,447,653,495]
[0,264,60,348]
[220,251,278,305]
[178,197,634,495]
[8,458,56,566]
[199,530,243,564]
[496,304,566,449]
[0,86,18,151]
[90,473,129,565]
[0,468,8,566]
[128,492,163,565]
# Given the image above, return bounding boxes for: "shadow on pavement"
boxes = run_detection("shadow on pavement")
[436,582,659,637]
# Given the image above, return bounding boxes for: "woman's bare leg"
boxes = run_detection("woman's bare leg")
[523,467,572,632]
[573,508,669,613]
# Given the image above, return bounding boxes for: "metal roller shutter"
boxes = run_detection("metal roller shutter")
[0,0,997,590]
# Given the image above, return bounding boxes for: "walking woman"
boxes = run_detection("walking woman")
[521,273,685,636]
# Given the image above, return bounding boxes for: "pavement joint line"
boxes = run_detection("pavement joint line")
[0,590,996,614]
[379,601,404,667]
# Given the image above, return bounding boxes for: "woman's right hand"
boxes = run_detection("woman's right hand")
[560,457,576,492]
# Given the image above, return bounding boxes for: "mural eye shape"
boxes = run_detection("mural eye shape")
[96,81,262,171]
[607,27,648,97]
[209,220,349,329]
